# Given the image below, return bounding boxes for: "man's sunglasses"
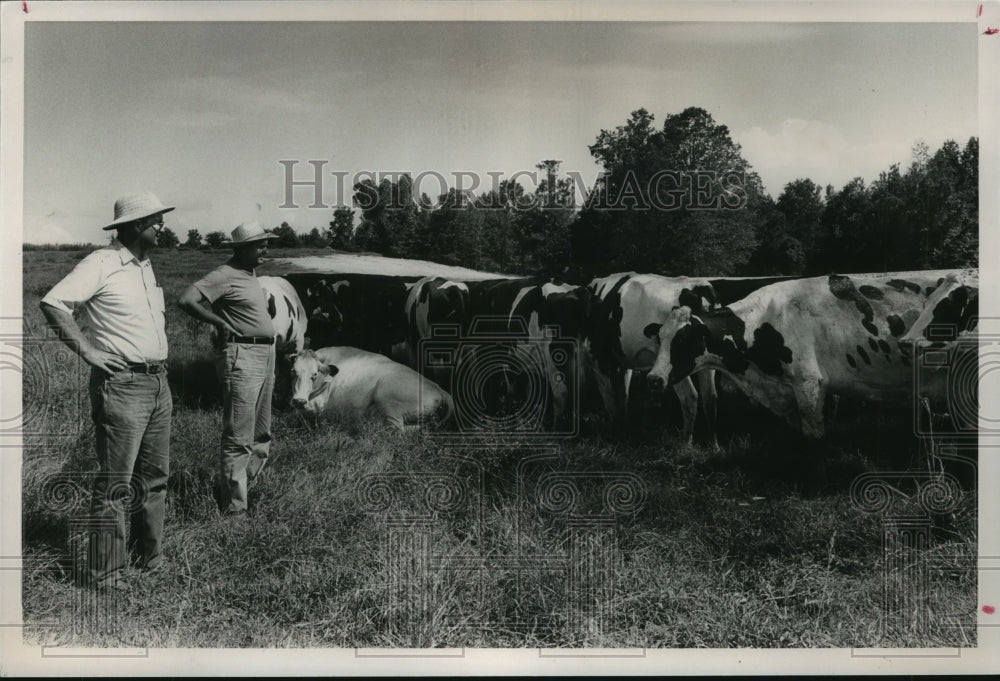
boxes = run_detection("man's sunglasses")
[141,216,165,232]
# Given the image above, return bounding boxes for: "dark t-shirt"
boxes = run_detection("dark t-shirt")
[192,263,276,338]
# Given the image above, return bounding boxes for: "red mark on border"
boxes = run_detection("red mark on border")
[23,1,29,13]
[979,4,983,18]
[984,605,996,614]
[986,26,1000,35]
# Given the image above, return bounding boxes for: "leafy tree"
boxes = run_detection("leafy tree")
[328,206,356,251]
[271,222,300,248]
[514,161,576,274]
[809,138,977,273]
[920,138,978,267]
[813,178,870,273]
[204,230,228,248]
[302,227,328,248]
[476,179,528,273]
[352,175,425,257]
[424,188,471,266]
[775,178,823,270]
[184,229,203,249]
[156,227,179,249]
[573,107,763,275]
[747,197,805,275]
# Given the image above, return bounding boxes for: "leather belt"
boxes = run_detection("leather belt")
[125,361,166,374]
[228,335,275,345]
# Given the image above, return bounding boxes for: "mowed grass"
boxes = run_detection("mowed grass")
[20,249,977,648]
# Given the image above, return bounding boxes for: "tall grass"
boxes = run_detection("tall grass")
[20,248,977,648]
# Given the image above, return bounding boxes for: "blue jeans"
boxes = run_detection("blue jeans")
[218,343,275,513]
[85,367,171,587]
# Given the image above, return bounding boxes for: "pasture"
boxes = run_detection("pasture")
[20,248,976,648]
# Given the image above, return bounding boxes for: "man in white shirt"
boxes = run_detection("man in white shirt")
[40,191,174,590]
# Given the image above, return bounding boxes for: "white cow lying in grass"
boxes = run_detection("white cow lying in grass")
[289,346,453,431]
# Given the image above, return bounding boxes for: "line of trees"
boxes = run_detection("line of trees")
[156,224,331,250]
[317,107,978,277]
[152,107,978,276]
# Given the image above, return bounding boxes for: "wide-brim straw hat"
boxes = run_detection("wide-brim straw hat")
[103,191,175,230]
[230,221,278,246]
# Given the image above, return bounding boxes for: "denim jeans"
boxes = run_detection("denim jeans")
[218,342,275,513]
[85,367,171,587]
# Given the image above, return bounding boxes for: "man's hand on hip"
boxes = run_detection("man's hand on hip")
[82,347,130,376]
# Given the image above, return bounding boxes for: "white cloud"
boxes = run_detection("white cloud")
[738,118,915,198]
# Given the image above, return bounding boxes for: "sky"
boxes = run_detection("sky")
[22,20,978,244]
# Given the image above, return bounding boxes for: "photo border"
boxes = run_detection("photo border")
[2,0,997,675]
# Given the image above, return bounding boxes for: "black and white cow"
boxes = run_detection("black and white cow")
[898,269,979,349]
[403,276,592,433]
[258,276,308,353]
[281,273,420,359]
[646,271,968,440]
[469,277,592,432]
[585,272,723,446]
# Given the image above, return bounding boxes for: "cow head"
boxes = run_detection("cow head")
[898,271,979,357]
[289,349,339,411]
[646,306,707,391]
[678,284,717,315]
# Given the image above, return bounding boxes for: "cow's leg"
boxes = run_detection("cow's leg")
[673,377,698,446]
[789,373,832,491]
[826,394,841,425]
[696,370,720,452]
[791,374,827,441]
[385,413,406,432]
[591,364,627,429]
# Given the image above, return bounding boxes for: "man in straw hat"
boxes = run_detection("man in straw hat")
[178,221,279,516]
[40,191,175,589]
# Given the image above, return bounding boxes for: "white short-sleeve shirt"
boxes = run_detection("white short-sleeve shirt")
[41,239,169,362]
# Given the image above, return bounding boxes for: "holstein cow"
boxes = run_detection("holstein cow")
[898,269,979,349]
[258,276,309,403]
[898,269,979,430]
[646,271,967,441]
[282,273,419,359]
[289,346,453,431]
[586,272,723,446]
[403,276,591,433]
[468,277,592,433]
[403,276,471,367]
[258,276,308,353]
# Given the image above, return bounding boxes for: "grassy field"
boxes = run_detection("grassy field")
[19,248,977,648]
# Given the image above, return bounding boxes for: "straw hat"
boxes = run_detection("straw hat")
[103,191,175,230]
[230,221,277,246]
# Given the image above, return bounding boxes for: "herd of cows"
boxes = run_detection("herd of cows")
[248,262,979,445]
